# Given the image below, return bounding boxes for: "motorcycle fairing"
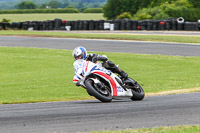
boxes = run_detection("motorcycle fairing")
[93,71,118,96]
[74,60,133,98]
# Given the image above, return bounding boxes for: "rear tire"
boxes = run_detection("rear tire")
[85,79,112,102]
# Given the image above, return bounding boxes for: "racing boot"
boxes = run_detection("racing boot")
[116,67,128,79]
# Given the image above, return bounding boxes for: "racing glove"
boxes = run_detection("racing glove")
[76,80,82,87]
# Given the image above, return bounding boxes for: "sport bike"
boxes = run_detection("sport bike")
[73,59,145,102]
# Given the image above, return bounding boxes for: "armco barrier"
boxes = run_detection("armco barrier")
[1,18,200,31]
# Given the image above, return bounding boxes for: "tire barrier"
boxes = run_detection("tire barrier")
[147,20,153,30]
[184,22,198,31]
[152,21,159,30]
[177,17,185,30]
[1,18,200,31]
[132,20,138,30]
[172,18,178,30]
[0,22,11,30]
[159,21,166,30]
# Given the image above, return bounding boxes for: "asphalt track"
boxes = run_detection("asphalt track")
[59,30,200,36]
[0,93,200,133]
[0,36,200,56]
[0,36,200,133]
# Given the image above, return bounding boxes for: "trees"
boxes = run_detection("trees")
[48,0,60,8]
[148,0,175,7]
[117,12,133,20]
[0,0,106,10]
[18,1,37,9]
[38,4,47,9]
[75,3,85,9]
[82,8,103,13]
[103,0,121,19]
[187,0,200,8]
[133,0,200,21]
[60,2,69,8]
[103,0,152,20]
[103,0,200,21]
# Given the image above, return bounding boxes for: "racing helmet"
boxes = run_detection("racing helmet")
[72,46,87,60]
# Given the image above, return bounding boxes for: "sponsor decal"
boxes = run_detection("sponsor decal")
[117,86,123,92]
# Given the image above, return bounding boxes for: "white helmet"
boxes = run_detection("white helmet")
[72,46,87,60]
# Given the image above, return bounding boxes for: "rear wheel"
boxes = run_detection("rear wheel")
[85,79,112,102]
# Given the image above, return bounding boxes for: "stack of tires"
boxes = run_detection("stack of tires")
[197,22,200,31]
[159,21,166,30]
[184,22,198,31]
[146,20,153,30]
[165,20,172,30]
[177,17,184,30]
[54,19,62,30]
[22,22,29,30]
[83,21,88,30]
[0,22,11,30]
[11,22,22,30]
[99,20,105,30]
[121,19,127,30]
[137,21,142,30]
[3,17,200,31]
[113,19,121,30]
[89,20,95,30]
[172,18,178,30]
[141,21,147,30]
[132,20,138,30]
[126,20,132,30]
[152,21,159,30]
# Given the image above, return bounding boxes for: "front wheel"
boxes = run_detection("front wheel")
[85,79,112,102]
[131,83,145,101]
[124,77,145,101]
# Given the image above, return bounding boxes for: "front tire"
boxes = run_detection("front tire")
[85,79,112,102]
[124,77,145,101]
[131,83,145,101]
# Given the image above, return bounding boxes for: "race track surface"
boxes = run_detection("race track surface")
[0,93,200,133]
[60,30,200,36]
[0,36,200,57]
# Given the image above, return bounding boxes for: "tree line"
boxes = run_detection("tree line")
[103,0,200,22]
[1,0,200,22]
[0,0,107,10]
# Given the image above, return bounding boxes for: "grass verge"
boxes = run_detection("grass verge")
[88,125,200,133]
[1,30,200,44]
[0,47,200,104]
[0,13,104,22]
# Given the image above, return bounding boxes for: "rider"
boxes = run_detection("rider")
[72,46,128,86]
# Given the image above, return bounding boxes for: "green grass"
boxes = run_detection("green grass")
[1,31,200,44]
[89,125,200,133]
[0,13,104,22]
[0,47,200,104]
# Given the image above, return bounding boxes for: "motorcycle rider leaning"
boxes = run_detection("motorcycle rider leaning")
[72,46,128,86]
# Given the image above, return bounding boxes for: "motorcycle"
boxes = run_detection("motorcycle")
[73,59,145,102]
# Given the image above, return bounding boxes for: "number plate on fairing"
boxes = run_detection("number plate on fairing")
[116,86,133,97]
[117,86,124,92]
